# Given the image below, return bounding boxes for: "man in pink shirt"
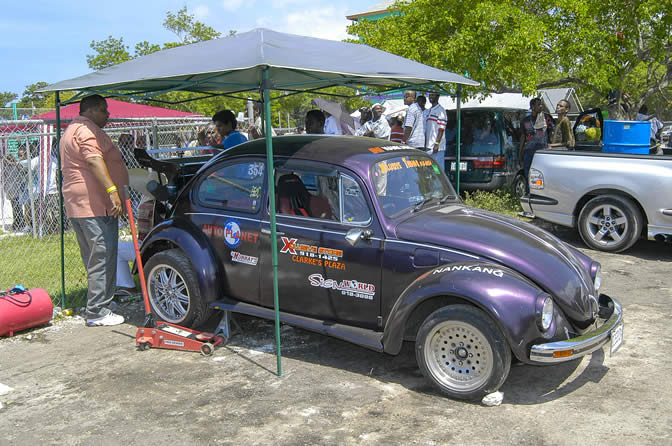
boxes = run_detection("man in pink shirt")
[60,95,129,326]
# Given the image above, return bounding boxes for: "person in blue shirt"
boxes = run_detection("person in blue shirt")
[213,109,248,149]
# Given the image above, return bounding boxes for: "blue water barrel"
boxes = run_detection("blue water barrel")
[603,120,650,154]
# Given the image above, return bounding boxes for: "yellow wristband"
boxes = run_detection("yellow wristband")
[106,185,118,194]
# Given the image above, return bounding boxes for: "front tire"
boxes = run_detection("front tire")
[513,173,527,199]
[415,305,511,401]
[578,195,643,253]
[144,249,212,327]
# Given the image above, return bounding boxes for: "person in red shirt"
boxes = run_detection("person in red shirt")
[389,115,405,143]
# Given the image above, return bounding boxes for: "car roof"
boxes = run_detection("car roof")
[212,135,421,174]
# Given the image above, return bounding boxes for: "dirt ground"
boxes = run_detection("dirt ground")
[1,223,671,446]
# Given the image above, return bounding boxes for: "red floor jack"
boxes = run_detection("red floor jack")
[123,187,224,356]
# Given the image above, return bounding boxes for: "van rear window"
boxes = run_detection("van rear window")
[444,111,500,156]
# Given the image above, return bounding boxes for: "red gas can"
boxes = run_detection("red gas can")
[0,288,54,336]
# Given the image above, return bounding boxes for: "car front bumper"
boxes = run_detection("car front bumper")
[530,294,623,363]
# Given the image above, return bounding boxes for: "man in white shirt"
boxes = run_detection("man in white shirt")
[425,93,447,166]
[323,112,343,135]
[357,103,391,140]
[402,91,426,149]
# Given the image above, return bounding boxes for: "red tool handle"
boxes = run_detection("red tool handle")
[123,186,151,315]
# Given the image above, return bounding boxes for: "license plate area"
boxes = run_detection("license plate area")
[610,323,623,355]
[450,161,467,172]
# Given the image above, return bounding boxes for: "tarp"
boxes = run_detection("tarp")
[32,99,202,120]
[39,28,477,95]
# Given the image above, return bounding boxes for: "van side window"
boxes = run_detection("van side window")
[502,112,522,148]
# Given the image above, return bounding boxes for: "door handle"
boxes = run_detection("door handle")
[261,228,285,235]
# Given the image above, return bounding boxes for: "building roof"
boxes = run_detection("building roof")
[32,98,203,121]
[346,0,400,20]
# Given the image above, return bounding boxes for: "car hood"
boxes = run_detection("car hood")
[395,205,597,326]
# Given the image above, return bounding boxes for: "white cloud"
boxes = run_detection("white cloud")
[221,0,249,12]
[280,7,353,41]
[193,5,211,20]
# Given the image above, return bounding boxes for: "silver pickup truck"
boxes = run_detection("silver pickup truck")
[520,150,672,252]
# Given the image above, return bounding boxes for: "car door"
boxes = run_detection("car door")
[189,157,265,305]
[259,163,383,329]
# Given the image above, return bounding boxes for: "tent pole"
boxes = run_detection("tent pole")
[263,67,282,376]
[55,91,65,309]
[455,86,462,195]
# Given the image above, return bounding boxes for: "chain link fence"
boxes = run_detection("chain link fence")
[0,117,211,308]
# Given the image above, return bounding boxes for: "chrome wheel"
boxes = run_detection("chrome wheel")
[583,203,629,247]
[423,320,494,393]
[578,195,642,252]
[148,264,190,322]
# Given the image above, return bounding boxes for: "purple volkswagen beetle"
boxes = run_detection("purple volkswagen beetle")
[137,135,623,400]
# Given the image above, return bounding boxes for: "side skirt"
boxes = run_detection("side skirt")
[210,298,384,353]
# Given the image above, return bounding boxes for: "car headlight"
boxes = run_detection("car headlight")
[537,294,554,331]
[593,265,602,295]
[529,168,544,190]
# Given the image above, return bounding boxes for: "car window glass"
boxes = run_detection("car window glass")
[341,174,371,225]
[197,160,265,212]
[373,154,454,217]
[275,170,339,221]
[445,111,500,156]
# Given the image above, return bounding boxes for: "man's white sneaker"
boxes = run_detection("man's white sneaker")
[86,312,125,326]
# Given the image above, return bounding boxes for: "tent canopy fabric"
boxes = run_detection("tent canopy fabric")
[38,28,477,96]
[32,98,202,120]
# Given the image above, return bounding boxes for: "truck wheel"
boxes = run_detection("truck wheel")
[415,305,511,401]
[513,173,527,198]
[578,195,643,253]
[145,249,212,327]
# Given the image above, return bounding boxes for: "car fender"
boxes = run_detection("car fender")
[382,262,551,361]
[140,217,222,303]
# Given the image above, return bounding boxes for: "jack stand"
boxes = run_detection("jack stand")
[214,310,242,341]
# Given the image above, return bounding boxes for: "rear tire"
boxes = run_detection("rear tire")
[578,195,642,253]
[144,249,212,327]
[415,305,511,401]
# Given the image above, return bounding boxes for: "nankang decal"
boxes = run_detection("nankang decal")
[308,274,375,300]
[231,251,258,266]
[432,265,504,277]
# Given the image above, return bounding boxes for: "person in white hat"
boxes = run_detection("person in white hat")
[356,102,391,140]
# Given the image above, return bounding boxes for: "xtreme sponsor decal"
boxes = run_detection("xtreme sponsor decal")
[432,264,504,277]
[202,219,259,249]
[231,251,258,266]
[280,237,346,270]
[308,274,375,300]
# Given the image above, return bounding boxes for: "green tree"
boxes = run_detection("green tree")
[87,36,132,70]
[0,92,18,107]
[16,82,51,108]
[163,7,221,45]
[348,0,672,118]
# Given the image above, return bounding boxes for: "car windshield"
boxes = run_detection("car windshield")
[372,154,456,217]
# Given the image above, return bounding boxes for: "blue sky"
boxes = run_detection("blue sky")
[1,0,366,100]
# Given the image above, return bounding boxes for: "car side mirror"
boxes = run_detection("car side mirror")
[345,228,372,246]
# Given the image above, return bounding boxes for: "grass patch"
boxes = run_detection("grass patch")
[462,187,523,217]
[0,231,88,308]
